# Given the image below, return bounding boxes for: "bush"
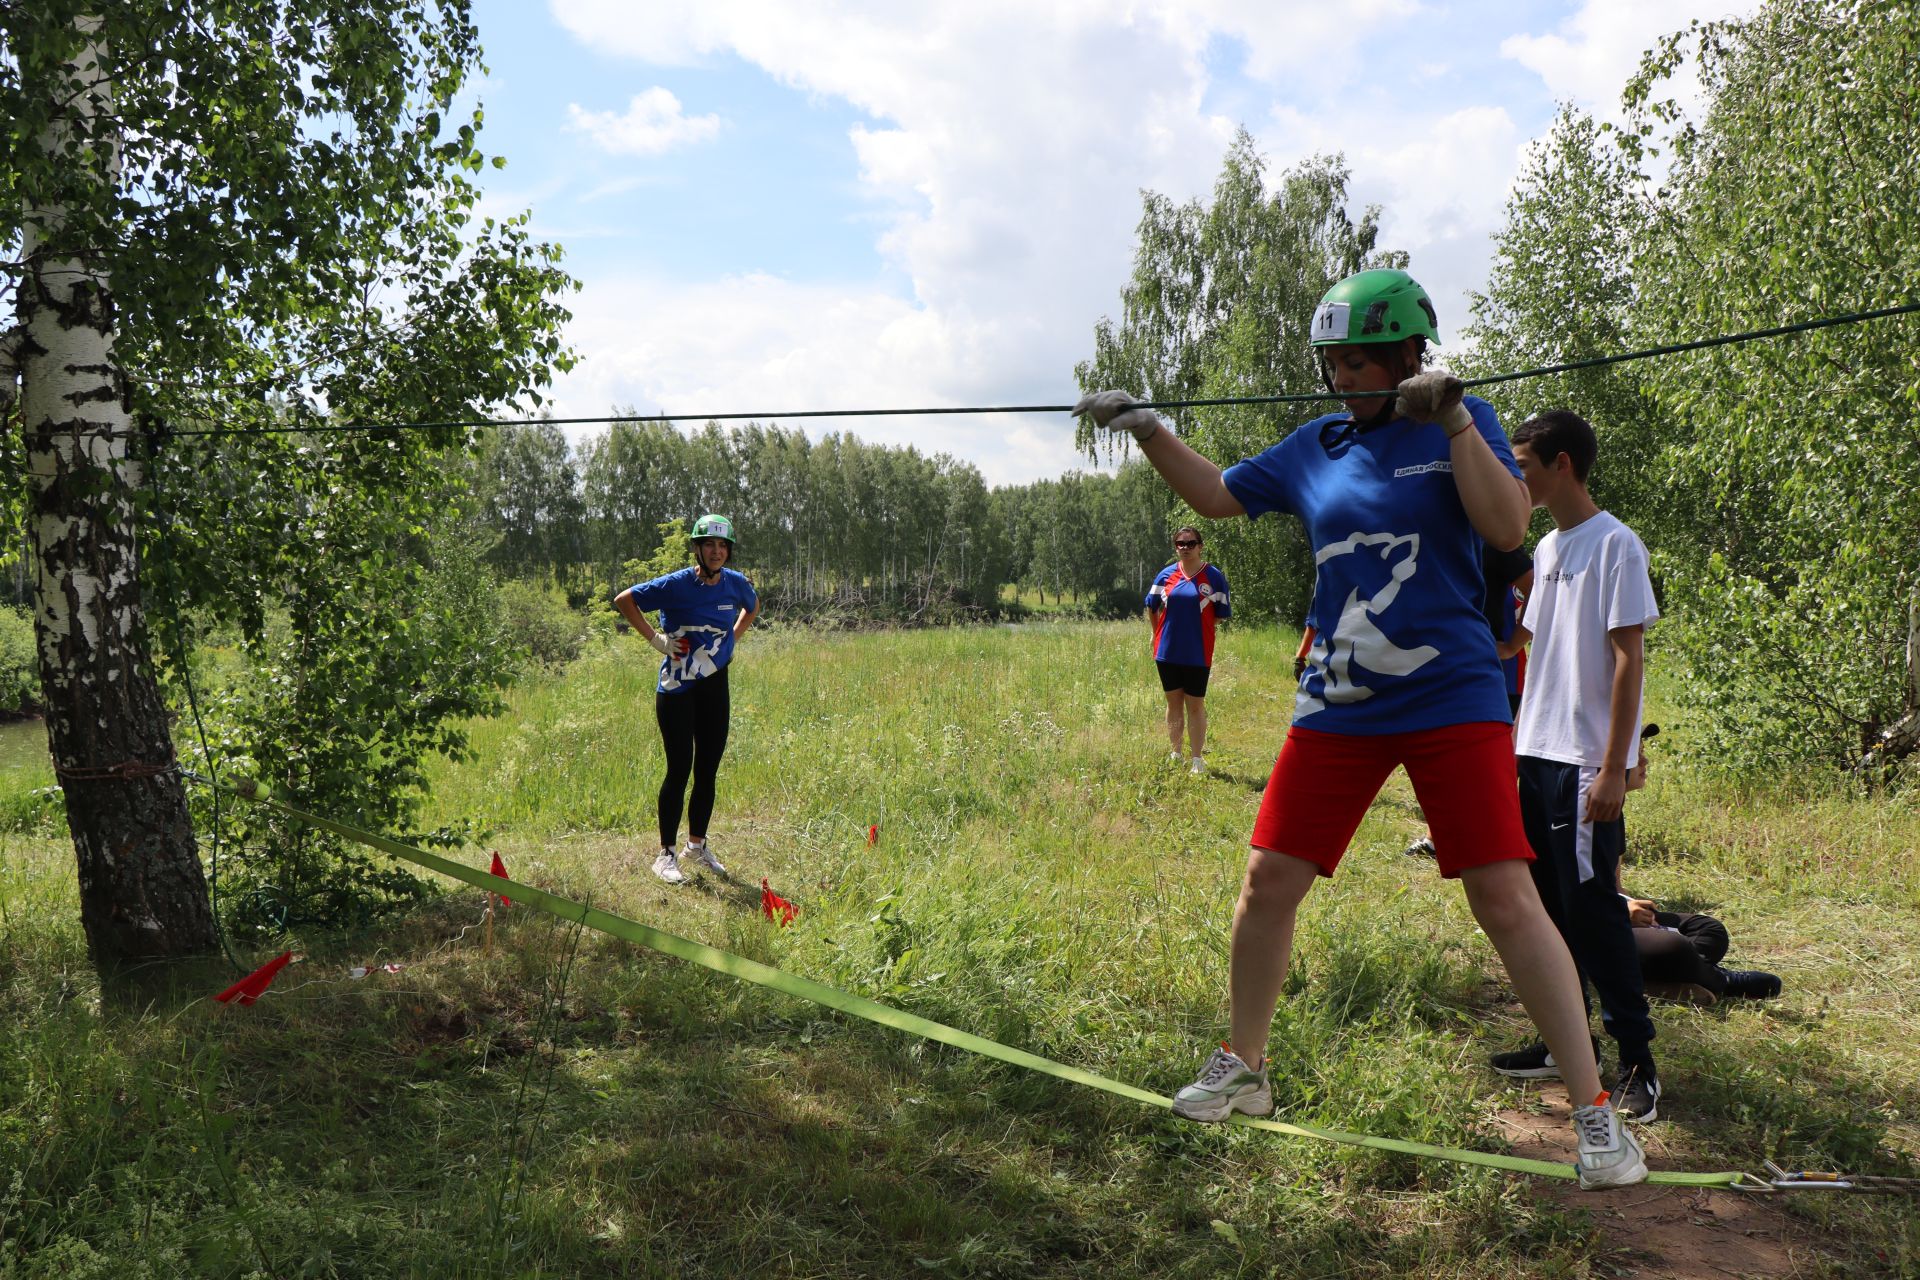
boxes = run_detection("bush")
[497,579,588,670]
[0,605,38,713]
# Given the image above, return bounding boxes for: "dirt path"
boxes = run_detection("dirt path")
[1494,1097,1832,1279]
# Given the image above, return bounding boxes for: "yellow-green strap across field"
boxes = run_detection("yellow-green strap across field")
[209,774,1751,1190]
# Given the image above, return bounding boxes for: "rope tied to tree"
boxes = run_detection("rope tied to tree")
[51,757,179,782]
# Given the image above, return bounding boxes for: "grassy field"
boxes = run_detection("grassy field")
[2,622,1917,1277]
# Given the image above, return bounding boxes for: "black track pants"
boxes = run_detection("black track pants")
[656,666,730,849]
[1516,755,1657,1066]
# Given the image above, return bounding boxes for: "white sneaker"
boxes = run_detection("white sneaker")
[1189,755,1206,776]
[651,849,687,884]
[1172,1045,1272,1122]
[1168,750,1183,765]
[682,839,727,875]
[1573,1098,1649,1189]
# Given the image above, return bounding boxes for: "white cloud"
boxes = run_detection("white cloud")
[1500,0,1762,121]
[566,87,724,156]
[1258,102,1525,357]
[559,271,1091,486]
[534,0,1762,482]
[544,2,1332,480]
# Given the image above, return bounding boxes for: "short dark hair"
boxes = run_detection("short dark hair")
[1512,409,1597,482]
[1173,525,1203,546]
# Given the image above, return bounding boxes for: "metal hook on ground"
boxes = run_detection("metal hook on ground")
[1761,1160,1920,1194]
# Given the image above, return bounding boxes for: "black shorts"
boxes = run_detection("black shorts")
[1156,660,1210,698]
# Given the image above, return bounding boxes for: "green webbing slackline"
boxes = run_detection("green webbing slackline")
[205,775,1751,1190]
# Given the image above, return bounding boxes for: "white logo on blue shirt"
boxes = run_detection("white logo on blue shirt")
[1298,531,1441,717]
[658,623,731,691]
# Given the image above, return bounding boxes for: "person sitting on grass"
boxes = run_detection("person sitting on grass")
[1076,268,1647,1190]
[1490,409,1665,1124]
[1145,525,1231,776]
[1623,892,1783,1004]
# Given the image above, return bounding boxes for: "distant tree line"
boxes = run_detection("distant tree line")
[469,417,1181,619]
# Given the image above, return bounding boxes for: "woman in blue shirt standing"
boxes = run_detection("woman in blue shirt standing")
[613,514,759,884]
[1075,269,1646,1189]
[1145,526,1230,775]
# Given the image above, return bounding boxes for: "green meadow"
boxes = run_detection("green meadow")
[2,623,1916,1277]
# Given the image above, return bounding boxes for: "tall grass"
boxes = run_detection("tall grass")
[1,622,1915,1277]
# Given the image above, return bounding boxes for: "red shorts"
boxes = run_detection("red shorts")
[1249,722,1532,879]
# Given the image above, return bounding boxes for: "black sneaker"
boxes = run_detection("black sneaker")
[1403,836,1437,859]
[1613,1063,1661,1124]
[1491,1035,1603,1080]
[1718,968,1782,999]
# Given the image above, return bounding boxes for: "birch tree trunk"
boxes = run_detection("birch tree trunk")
[13,22,214,965]
[1874,589,1920,762]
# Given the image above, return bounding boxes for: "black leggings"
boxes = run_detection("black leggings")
[1636,913,1733,997]
[656,666,730,849]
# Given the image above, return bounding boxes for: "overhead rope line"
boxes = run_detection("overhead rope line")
[196,771,1764,1191]
[45,298,1920,442]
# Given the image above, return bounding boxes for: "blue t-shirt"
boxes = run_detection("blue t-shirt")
[1221,396,1518,734]
[1145,563,1230,666]
[626,566,758,694]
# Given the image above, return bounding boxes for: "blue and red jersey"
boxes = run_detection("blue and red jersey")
[1146,563,1231,666]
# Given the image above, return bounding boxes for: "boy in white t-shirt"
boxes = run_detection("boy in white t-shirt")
[1492,409,1665,1123]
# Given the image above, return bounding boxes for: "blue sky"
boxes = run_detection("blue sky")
[463,1,1750,484]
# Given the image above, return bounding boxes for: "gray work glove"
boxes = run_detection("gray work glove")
[1394,371,1474,436]
[646,631,684,659]
[1071,390,1162,443]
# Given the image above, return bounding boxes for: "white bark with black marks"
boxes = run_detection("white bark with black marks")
[1875,590,1920,762]
[17,20,213,965]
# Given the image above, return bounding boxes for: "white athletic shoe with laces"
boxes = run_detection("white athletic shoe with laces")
[651,848,687,885]
[1572,1097,1649,1189]
[1189,755,1206,776]
[1168,750,1184,765]
[1172,1045,1273,1122]
[682,839,727,875]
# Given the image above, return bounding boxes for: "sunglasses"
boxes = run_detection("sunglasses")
[1173,539,1200,549]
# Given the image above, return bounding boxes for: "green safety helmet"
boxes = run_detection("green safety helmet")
[1309,269,1441,347]
[691,513,736,547]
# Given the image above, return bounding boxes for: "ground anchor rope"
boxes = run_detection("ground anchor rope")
[200,773,1764,1190]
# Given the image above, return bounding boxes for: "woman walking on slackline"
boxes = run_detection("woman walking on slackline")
[614,514,759,885]
[1074,269,1647,1189]
[1146,525,1230,775]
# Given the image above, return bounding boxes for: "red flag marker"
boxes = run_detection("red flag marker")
[761,878,797,927]
[867,824,879,846]
[489,851,512,906]
[214,951,293,1005]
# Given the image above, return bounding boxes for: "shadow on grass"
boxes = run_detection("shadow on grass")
[1204,766,1269,795]
[10,907,1612,1278]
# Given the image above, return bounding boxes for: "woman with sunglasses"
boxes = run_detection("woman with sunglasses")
[614,513,759,885]
[1074,269,1646,1189]
[1146,526,1230,775]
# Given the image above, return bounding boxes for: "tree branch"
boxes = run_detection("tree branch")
[0,325,23,424]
